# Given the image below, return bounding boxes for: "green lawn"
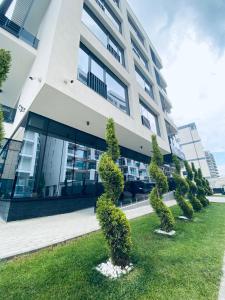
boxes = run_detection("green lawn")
[1,204,225,300]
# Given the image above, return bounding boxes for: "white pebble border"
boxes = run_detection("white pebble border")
[154,229,176,236]
[96,259,134,279]
[178,216,190,221]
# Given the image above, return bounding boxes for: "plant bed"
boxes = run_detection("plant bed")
[96,259,133,279]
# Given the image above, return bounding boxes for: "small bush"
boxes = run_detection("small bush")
[96,118,132,267]
[184,161,202,212]
[97,194,132,267]
[173,156,194,219]
[150,188,175,232]
[149,136,175,232]
[98,153,124,203]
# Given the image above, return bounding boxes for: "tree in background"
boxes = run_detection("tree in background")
[173,156,193,219]
[0,49,11,145]
[192,163,209,207]
[184,161,202,212]
[96,118,132,267]
[149,135,175,232]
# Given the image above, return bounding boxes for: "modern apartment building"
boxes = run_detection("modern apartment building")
[205,151,219,178]
[0,0,179,221]
[178,123,211,178]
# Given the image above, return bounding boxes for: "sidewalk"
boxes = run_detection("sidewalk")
[0,200,176,260]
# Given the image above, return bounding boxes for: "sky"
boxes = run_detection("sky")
[128,0,225,176]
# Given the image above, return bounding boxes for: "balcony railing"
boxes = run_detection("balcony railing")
[0,13,39,49]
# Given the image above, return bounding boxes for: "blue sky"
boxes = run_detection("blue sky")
[128,0,225,176]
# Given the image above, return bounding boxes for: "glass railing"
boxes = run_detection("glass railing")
[0,13,39,49]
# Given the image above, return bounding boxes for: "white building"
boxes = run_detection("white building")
[205,151,219,178]
[0,0,178,220]
[178,123,211,178]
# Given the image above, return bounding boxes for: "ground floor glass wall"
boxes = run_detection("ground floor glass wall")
[0,113,152,200]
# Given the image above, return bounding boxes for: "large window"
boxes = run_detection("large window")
[128,15,145,46]
[150,47,162,69]
[77,43,129,115]
[135,66,154,100]
[154,68,167,94]
[95,0,121,32]
[131,39,148,70]
[140,101,160,136]
[82,5,124,65]
[0,113,152,201]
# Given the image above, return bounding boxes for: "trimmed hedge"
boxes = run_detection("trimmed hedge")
[149,135,175,232]
[192,164,209,207]
[172,156,193,219]
[96,118,132,267]
[184,161,202,212]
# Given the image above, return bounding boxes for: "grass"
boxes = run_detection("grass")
[1,204,225,300]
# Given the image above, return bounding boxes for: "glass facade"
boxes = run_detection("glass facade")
[95,0,121,32]
[128,15,145,46]
[135,66,154,100]
[140,101,160,136]
[82,5,124,65]
[131,39,148,70]
[77,43,129,115]
[0,113,152,200]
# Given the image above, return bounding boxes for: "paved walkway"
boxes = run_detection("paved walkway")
[0,200,176,260]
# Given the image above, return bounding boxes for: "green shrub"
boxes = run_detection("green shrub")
[192,164,209,207]
[0,49,11,144]
[96,118,132,267]
[184,161,202,211]
[173,156,193,219]
[106,118,120,162]
[0,49,11,88]
[98,153,124,203]
[97,194,132,267]
[149,135,175,232]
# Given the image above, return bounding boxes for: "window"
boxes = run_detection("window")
[128,15,145,46]
[140,101,160,135]
[150,47,162,69]
[131,39,148,70]
[77,43,129,115]
[135,66,154,100]
[82,5,124,65]
[160,92,170,114]
[95,0,121,32]
[112,0,119,8]
[154,68,167,94]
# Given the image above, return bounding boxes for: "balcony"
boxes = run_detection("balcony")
[0,13,39,48]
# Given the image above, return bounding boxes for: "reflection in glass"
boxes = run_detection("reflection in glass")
[140,101,160,136]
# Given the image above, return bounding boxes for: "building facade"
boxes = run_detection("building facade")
[205,151,219,178]
[178,123,210,178]
[0,0,179,221]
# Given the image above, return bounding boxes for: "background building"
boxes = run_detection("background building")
[205,151,219,178]
[178,123,211,178]
[0,0,180,221]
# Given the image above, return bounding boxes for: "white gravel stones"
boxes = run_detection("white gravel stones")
[96,259,134,279]
[178,216,190,221]
[154,229,176,236]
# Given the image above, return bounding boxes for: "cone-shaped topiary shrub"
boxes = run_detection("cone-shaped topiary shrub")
[97,194,132,267]
[172,156,193,219]
[184,161,202,212]
[96,118,132,267]
[192,163,209,207]
[149,135,175,232]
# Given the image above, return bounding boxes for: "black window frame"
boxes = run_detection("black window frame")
[135,66,154,100]
[131,39,149,70]
[128,15,145,46]
[140,100,161,136]
[78,42,130,115]
[82,4,125,66]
